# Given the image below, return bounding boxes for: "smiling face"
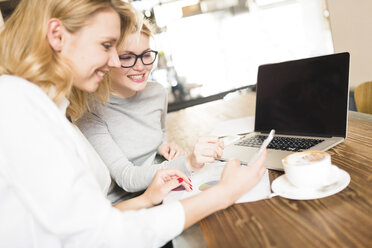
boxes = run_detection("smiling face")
[110,32,153,98]
[60,8,121,93]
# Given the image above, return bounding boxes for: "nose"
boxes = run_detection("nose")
[132,57,145,71]
[108,48,121,68]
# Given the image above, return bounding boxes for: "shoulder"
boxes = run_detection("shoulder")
[0,75,55,110]
[76,110,107,132]
[0,75,45,97]
[145,81,167,98]
[0,75,70,137]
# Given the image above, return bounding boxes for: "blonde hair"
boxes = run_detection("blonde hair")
[0,0,136,122]
[137,18,153,38]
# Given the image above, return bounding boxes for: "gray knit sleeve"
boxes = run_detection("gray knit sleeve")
[77,112,190,193]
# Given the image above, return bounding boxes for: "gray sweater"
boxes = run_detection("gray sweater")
[77,82,189,202]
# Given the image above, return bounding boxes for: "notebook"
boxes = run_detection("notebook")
[221,52,350,171]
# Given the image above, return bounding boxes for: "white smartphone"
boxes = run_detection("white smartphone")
[246,129,275,165]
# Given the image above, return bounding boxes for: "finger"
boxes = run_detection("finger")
[197,136,220,144]
[158,168,191,184]
[193,156,216,165]
[218,139,225,149]
[216,147,224,158]
[259,168,267,178]
[199,147,223,159]
[167,178,184,192]
[250,149,267,172]
[167,177,192,192]
[227,158,242,168]
[169,149,176,160]
[196,143,221,151]
[179,178,193,192]
[163,152,171,160]
[173,150,183,159]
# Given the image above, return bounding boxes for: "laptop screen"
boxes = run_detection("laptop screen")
[255,52,350,137]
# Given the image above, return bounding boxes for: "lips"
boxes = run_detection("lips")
[128,74,145,80]
[127,73,146,83]
[96,71,105,77]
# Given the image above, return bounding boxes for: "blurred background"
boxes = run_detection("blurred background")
[130,0,334,111]
[1,0,371,111]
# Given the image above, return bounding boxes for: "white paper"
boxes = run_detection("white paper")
[210,116,255,137]
[163,162,271,205]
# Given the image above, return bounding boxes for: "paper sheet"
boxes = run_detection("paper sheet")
[163,162,271,204]
[210,116,255,137]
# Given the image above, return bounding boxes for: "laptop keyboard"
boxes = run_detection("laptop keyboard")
[235,135,324,152]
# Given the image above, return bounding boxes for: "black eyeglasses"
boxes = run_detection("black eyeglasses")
[119,50,158,68]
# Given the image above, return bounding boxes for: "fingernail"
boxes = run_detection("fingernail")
[188,178,192,182]
[177,178,183,183]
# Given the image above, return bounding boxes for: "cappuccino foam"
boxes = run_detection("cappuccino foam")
[284,151,329,166]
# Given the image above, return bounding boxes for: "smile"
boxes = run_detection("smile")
[128,74,145,80]
[96,70,106,77]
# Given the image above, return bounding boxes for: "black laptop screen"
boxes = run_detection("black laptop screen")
[255,52,350,137]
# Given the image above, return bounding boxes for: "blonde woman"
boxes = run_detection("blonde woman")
[0,0,267,247]
[77,21,225,203]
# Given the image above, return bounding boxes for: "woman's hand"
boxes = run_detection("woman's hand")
[179,150,267,229]
[158,142,186,161]
[142,168,192,207]
[186,136,224,172]
[217,149,267,205]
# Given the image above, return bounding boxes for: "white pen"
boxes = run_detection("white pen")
[247,129,275,164]
[215,129,275,166]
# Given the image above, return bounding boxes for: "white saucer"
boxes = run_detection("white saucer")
[271,165,350,200]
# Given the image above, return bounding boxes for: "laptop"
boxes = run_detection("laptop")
[221,52,350,171]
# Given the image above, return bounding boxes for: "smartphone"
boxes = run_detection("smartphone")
[247,129,275,165]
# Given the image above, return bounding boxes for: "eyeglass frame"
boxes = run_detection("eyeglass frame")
[119,50,158,68]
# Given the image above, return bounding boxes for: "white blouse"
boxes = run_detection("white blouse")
[0,75,185,248]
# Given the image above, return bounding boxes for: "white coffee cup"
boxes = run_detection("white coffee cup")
[282,151,337,189]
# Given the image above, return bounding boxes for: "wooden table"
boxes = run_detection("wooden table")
[167,91,372,248]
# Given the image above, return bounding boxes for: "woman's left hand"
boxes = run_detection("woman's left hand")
[142,168,192,207]
[158,142,186,161]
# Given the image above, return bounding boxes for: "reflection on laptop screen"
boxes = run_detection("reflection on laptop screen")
[255,52,350,137]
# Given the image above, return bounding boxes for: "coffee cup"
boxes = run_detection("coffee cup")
[282,151,337,189]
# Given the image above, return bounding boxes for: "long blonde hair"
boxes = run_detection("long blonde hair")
[0,0,136,121]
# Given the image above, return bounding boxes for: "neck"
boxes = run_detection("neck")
[111,87,136,98]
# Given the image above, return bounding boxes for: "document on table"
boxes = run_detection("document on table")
[210,116,255,137]
[163,162,271,204]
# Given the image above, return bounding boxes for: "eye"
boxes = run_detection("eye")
[102,43,112,50]
[143,53,151,59]
[119,54,134,60]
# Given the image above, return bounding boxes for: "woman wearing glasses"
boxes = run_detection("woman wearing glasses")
[77,21,224,203]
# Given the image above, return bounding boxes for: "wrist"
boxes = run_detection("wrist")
[186,155,200,173]
[212,184,236,209]
[138,193,155,209]
[186,155,194,173]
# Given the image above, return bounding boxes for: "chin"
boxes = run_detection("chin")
[133,81,147,89]
[77,81,99,93]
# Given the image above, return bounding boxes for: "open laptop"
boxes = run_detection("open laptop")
[221,52,350,171]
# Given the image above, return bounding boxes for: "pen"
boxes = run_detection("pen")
[219,135,244,146]
[214,158,248,166]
